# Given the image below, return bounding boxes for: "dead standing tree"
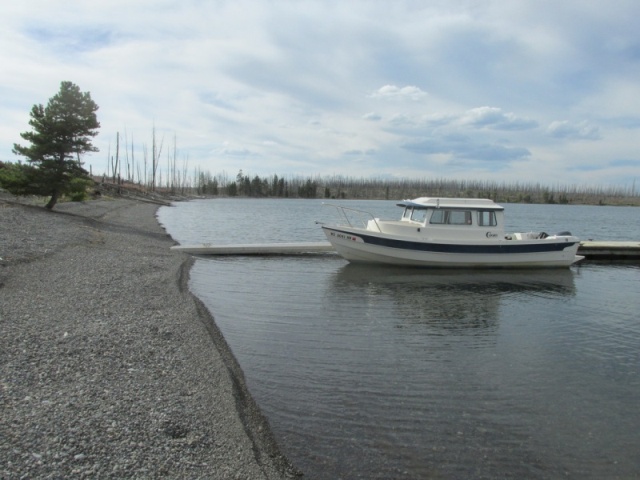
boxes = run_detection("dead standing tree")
[151,125,163,192]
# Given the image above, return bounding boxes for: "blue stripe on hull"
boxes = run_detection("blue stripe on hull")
[325,227,577,255]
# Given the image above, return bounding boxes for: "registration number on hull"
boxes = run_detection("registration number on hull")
[330,231,359,242]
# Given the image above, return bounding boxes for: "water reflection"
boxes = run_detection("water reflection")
[329,265,576,334]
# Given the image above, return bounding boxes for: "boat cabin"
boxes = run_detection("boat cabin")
[372,197,506,241]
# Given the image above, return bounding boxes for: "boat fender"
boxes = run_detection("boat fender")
[556,231,572,236]
[538,232,549,239]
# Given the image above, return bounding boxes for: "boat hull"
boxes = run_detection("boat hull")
[322,226,583,268]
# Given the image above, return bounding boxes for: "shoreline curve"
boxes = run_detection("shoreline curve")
[0,195,299,479]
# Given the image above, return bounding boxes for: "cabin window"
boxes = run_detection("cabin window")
[411,209,427,223]
[477,211,497,227]
[403,207,427,222]
[451,210,472,225]
[429,209,472,225]
[429,210,445,224]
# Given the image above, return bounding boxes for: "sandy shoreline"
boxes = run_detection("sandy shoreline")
[0,196,298,478]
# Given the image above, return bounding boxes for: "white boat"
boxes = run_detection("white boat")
[320,197,584,268]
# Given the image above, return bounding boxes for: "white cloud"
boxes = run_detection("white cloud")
[459,107,538,131]
[370,85,428,101]
[362,112,382,121]
[547,120,601,140]
[388,114,416,126]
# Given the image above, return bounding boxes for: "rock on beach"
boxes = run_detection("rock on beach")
[0,195,298,479]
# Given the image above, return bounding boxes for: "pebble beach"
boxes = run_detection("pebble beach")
[0,194,298,479]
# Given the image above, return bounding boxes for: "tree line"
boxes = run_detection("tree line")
[94,126,640,206]
[183,171,639,205]
[93,126,640,205]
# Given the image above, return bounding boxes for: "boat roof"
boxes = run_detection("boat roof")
[397,197,504,211]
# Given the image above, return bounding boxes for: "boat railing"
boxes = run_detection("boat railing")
[322,203,383,232]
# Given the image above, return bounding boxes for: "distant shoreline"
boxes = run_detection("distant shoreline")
[91,178,640,207]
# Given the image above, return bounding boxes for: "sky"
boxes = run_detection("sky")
[1,0,639,189]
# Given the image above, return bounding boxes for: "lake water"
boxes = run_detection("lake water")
[157,199,640,479]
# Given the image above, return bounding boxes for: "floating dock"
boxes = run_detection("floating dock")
[578,241,640,260]
[170,242,335,255]
[171,241,640,261]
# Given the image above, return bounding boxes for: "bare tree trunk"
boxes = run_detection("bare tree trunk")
[181,153,189,195]
[152,127,157,191]
[171,135,177,194]
[124,130,130,183]
[130,134,135,184]
[142,144,148,191]
[116,132,121,193]
[151,126,163,192]
[112,132,119,184]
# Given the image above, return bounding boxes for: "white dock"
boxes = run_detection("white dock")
[578,241,640,260]
[170,241,335,255]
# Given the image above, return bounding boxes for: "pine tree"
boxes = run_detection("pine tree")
[11,81,100,209]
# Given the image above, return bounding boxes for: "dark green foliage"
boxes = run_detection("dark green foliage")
[68,177,94,201]
[298,179,317,198]
[10,81,100,209]
[542,190,556,204]
[0,161,35,195]
[226,182,238,196]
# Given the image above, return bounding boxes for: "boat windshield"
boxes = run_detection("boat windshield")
[403,207,427,223]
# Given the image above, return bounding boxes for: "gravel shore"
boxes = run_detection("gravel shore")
[0,195,299,479]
